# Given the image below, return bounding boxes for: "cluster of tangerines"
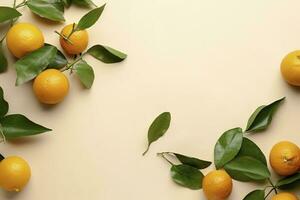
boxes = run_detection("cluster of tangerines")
[7,22,87,104]
[0,1,127,194]
[0,22,93,192]
[201,141,300,200]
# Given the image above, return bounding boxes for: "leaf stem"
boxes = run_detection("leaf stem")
[268,178,278,194]
[264,187,275,199]
[61,52,87,72]
[0,124,6,144]
[67,23,77,40]
[142,145,150,156]
[54,31,73,44]
[157,152,175,166]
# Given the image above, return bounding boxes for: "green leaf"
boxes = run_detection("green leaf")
[0,42,7,73]
[143,112,171,155]
[0,154,4,161]
[27,0,65,22]
[46,44,67,69]
[246,97,285,132]
[214,127,243,169]
[72,0,96,8]
[276,172,300,189]
[87,45,127,64]
[48,0,65,12]
[0,87,9,118]
[170,164,203,190]
[224,156,270,182]
[243,190,264,200]
[15,45,57,85]
[171,153,211,169]
[74,60,95,89]
[237,137,267,165]
[76,4,106,30]
[0,114,51,139]
[0,7,21,23]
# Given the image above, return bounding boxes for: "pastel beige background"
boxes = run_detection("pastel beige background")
[0,0,300,199]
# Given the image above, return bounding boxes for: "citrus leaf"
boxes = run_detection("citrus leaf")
[74,60,95,89]
[170,164,203,190]
[237,137,267,165]
[0,114,51,139]
[0,87,9,118]
[224,156,270,182]
[27,0,65,22]
[143,112,171,155]
[15,45,57,85]
[48,0,65,12]
[87,45,127,63]
[0,154,4,161]
[214,127,243,169]
[76,4,105,31]
[276,172,300,189]
[246,97,285,132]
[0,7,21,23]
[0,42,7,73]
[46,44,67,69]
[243,190,264,200]
[72,0,96,8]
[171,153,211,169]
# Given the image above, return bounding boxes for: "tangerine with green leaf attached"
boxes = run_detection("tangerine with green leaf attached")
[59,24,89,55]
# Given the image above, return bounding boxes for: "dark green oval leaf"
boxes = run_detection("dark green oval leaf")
[46,44,67,69]
[87,45,127,64]
[171,153,211,169]
[0,154,4,161]
[246,97,285,132]
[76,4,105,31]
[243,190,264,200]
[224,156,270,182]
[72,0,96,7]
[0,87,9,118]
[143,112,171,155]
[74,60,95,89]
[237,137,267,165]
[27,0,65,22]
[170,164,203,190]
[0,42,7,73]
[15,45,57,85]
[276,172,300,189]
[214,127,243,169]
[0,7,21,23]
[0,114,51,139]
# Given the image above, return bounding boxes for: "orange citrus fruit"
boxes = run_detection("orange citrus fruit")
[0,156,31,192]
[269,141,300,176]
[60,24,89,55]
[271,192,299,200]
[6,22,44,58]
[33,69,69,104]
[202,169,233,200]
[281,50,300,86]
